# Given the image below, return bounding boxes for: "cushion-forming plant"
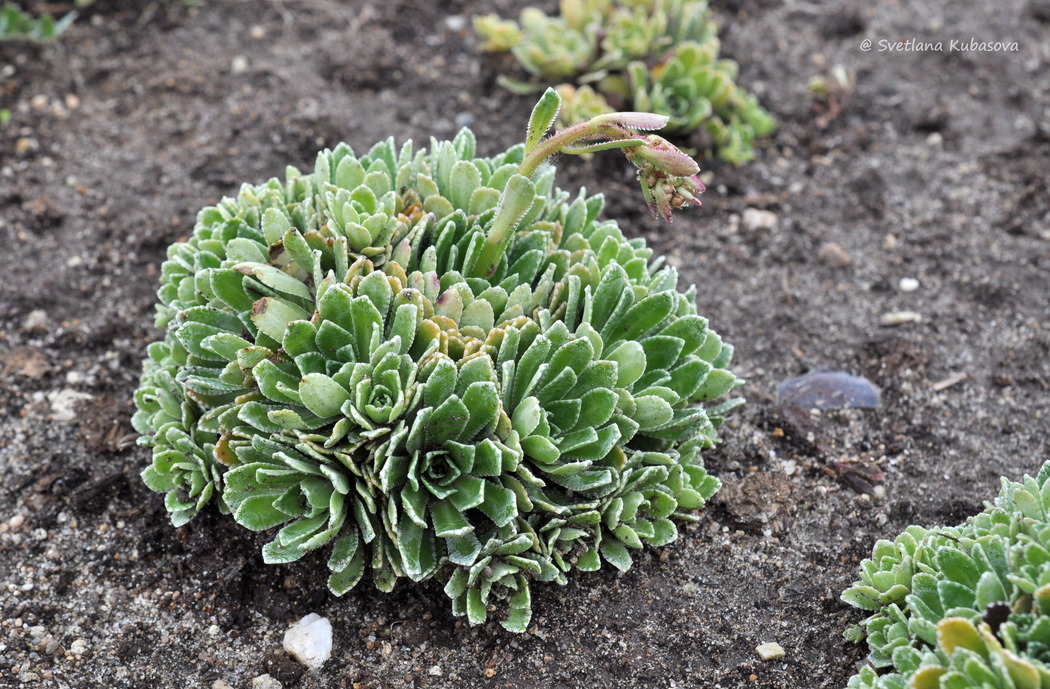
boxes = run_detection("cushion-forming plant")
[134,90,741,630]
[474,0,774,164]
[843,461,1050,688]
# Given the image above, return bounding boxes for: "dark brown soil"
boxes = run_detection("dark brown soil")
[1,1,1048,687]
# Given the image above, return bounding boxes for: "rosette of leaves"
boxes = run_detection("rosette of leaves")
[624,41,777,164]
[134,92,740,631]
[842,461,1050,688]
[473,0,773,163]
[492,5,600,81]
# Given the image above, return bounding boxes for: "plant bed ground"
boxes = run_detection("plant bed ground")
[0,1,1047,687]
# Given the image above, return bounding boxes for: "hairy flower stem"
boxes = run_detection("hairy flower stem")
[472,121,644,279]
[470,94,698,280]
[516,120,643,178]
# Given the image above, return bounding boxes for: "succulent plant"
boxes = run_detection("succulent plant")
[134,89,741,631]
[842,461,1050,688]
[473,0,774,163]
[624,41,777,164]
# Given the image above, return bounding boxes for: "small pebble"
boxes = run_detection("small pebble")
[231,56,249,74]
[756,642,785,660]
[816,242,852,268]
[777,370,880,410]
[69,639,88,656]
[8,514,25,530]
[212,681,235,689]
[15,137,38,155]
[47,389,94,423]
[882,233,898,250]
[207,624,220,637]
[283,613,332,670]
[22,309,48,334]
[428,665,443,676]
[444,14,467,31]
[741,208,778,232]
[251,675,282,689]
[45,639,62,655]
[880,311,922,325]
[249,25,266,40]
[898,277,920,292]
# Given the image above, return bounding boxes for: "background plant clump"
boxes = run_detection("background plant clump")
[474,0,775,164]
[0,2,75,41]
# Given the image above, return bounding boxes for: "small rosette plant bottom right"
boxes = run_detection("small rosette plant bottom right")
[843,460,1050,689]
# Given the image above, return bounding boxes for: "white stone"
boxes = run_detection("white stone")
[898,277,920,292]
[741,208,778,232]
[231,56,249,74]
[251,675,282,689]
[444,14,467,31]
[880,311,922,326]
[69,639,88,655]
[47,389,94,423]
[21,309,47,334]
[428,665,443,676]
[282,614,332,671]
[755,642,785,660]
[212,681,235,689]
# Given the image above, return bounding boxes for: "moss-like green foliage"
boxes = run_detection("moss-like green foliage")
[842,461,1050,688]
[134,122,741,631]
[0,3,74,41]
[474,0,774,164]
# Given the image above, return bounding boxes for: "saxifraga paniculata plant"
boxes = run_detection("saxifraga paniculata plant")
[842,461,1050,688]
[133,88,742,631]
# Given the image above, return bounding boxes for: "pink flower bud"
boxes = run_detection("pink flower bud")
[625,136,700,177]
[624,136,705,222]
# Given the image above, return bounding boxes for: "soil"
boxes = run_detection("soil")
[0,0,1048,687]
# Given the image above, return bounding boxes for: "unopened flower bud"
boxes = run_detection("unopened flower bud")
[625,136,705,221]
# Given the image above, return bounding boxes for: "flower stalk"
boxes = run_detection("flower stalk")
[471,87,705,279]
